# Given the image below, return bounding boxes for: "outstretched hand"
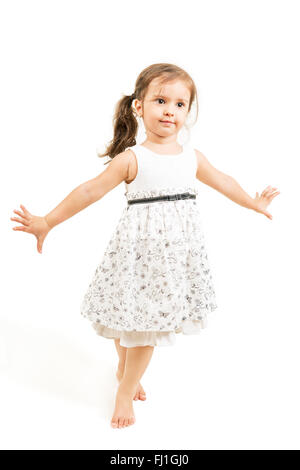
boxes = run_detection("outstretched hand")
[253,186,280,220]
[11,204,51,254]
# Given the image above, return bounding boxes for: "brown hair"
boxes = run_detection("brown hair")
[98,63,199,165]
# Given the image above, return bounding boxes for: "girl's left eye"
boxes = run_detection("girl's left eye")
[156,98,185,107]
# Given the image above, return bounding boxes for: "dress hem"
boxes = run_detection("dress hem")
[88,306,217,347]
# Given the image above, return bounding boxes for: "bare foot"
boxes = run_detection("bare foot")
[111,384,136,429]
[116,368,146,401]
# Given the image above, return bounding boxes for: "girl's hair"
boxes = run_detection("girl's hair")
[98,63,199,165]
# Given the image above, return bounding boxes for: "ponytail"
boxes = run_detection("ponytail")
[98,92,139,165]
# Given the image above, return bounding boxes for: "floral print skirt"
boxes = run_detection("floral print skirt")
[80,187,218,348]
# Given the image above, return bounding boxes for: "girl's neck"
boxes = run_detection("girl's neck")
[141,140,182,155]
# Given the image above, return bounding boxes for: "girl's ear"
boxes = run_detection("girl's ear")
[133,99,143,118]
[132,99,138,115]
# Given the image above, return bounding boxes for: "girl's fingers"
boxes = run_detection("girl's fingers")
[261,189,280,200]
[262,209,272,219]
[20,204,31,217]
[262,186,278,196]
[263,188,275,197]
[262,186,278,197]
[265,190,280,201]
[268,192,280,202]
[13,209,28,219]
[10,216,29,226]
[261,186,272,196]
[12,226,26,231]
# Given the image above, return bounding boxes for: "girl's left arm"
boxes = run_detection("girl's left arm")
[195,149,280,220]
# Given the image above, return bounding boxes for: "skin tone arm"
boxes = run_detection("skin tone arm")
[10,152,131,254]
[195,150,280,219]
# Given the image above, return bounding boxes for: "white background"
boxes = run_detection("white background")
[1,0,299,450]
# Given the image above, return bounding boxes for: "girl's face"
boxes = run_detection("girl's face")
[134,78,191,141]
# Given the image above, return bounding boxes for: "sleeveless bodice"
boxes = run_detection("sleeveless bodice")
[123,143,198,201]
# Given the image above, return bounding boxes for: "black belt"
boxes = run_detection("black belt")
[127,192,196,205]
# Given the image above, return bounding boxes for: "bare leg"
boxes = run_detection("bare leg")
[114,339,147,401]
[111,345,154,429]
[114,338,127,373]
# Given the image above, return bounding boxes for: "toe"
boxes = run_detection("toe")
[111,420,118,428]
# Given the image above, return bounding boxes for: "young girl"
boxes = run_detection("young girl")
[10,63,280,429]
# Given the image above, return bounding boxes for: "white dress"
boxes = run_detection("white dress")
[80,142,218,347]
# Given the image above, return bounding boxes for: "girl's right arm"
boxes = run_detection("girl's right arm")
[10,151,131,253]
[45,151,131,228]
